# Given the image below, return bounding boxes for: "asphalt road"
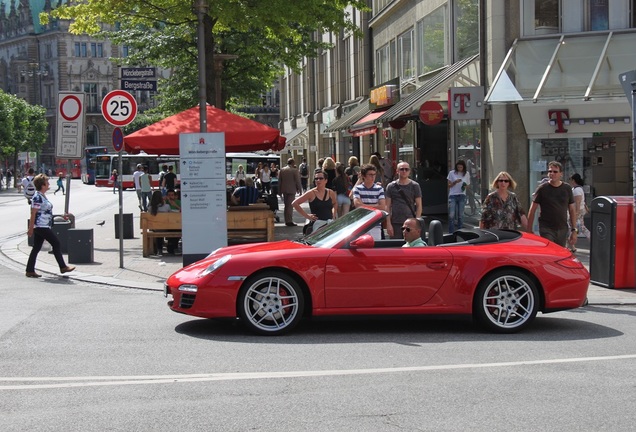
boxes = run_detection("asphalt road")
[1,262,636,432]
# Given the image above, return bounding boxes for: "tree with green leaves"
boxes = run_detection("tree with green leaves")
[0,91,48,186]
[45,0,367,116]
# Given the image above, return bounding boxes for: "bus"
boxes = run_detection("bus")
[81,146,110,184]
[54,158,81,179]
[225,152,281,187]
[93,154,180,189]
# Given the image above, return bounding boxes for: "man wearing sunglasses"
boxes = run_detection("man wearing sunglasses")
[401,218,427,247]
[527,161,577,249]
[385,162,422,239]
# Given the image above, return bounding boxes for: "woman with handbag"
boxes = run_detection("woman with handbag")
[479,171,527,230]
[293,169,337,235]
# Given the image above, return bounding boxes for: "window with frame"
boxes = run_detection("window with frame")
[397,29,414,80]
[417,6,447,75]
[455,0,479,60]
[375,44,390,85]
[91,43,104,57]
[83,83,98,112]
[74,42,87,57]
[373,0,392,16]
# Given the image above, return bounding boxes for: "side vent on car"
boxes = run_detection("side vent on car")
[180,294,196,309]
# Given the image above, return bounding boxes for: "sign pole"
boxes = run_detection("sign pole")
[118,149,124,269]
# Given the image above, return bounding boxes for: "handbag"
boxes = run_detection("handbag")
[302,220,315,235]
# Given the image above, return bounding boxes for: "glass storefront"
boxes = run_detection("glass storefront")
[528,133,633,206]
[455,120,482,218]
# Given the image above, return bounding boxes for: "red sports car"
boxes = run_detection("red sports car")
[164,207,589,335]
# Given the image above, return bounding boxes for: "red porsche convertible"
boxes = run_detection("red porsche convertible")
[164,207,589,335]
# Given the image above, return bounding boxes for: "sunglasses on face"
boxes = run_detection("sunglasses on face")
[314,177,325,180]
[497,179,510,183]
[401,226,411,232]
[398,167,410,172]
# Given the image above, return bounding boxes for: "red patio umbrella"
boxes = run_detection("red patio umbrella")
[124,105,286,155]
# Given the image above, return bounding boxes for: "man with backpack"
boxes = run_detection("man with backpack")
[299,157,309,192]
[22,168,36,204]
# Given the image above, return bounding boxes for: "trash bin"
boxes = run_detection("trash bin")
[52,216,73,253]
[68,229,94,264]
[114,213,134,239]
[590,196,635,289]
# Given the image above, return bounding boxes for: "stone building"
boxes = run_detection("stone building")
[0,0,162,171]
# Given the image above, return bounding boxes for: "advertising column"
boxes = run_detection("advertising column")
[179,133,227,266]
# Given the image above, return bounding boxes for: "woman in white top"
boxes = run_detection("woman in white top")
[235,164,246,182]
[447,160,470,233]
[259,164,271,194]
[569,173,590,239]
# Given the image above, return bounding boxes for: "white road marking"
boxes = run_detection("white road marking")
[1,353,635,390]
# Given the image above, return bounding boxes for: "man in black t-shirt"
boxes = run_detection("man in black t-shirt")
[162,165,178,191]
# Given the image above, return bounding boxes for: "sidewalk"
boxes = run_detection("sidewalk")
[1,193,635,306]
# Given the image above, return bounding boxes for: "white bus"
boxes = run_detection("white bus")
[93,154,180,189]
[226,152,281,186]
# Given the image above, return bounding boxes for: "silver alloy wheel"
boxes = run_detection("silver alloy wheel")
[477,271,538,332]
[239,272,303,335]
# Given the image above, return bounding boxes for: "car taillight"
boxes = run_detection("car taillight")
[555,256,585,269]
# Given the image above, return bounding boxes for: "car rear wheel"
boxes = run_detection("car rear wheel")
[474,269,539,333]
[238,271,304,335]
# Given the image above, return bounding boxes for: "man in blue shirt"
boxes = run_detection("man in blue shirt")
[231,178,262,206]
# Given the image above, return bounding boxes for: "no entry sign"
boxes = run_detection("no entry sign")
[101,90,138,127]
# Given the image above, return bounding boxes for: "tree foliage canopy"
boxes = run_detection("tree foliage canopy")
[45,0,367,116]
[0,91,48,160]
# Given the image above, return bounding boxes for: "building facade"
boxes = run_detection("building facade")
[0,0,162,171]
[281,0,636,216]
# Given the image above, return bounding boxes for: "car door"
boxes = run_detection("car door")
[323,245,453,308]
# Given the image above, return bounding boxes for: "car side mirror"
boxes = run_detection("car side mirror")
[349,234,375,249]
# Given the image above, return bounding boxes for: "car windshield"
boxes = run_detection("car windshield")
[301,207,380,248]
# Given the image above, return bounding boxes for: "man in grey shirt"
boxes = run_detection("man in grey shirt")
[385,162,422,239]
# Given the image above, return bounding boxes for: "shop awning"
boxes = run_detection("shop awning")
[348,110,387,137]
[323,99,370,133]
[485,31,636,104]
[377,54,480,123]
[282,127,307,145]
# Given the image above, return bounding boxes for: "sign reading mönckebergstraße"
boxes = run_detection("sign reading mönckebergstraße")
[120,67,156,79]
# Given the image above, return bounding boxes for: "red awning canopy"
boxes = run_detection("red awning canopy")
[124,105,286,155]
[348,110,387,137]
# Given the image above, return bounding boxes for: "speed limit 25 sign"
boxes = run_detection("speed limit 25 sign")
[101,90,138,127]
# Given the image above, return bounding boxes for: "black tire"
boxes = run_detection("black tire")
[474,269,539,333]
[238,271,304,335]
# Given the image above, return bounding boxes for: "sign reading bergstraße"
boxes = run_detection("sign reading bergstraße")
[121,79,157,92]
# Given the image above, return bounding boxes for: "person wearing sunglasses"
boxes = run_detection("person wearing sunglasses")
[401,218,427,247]
[527,161,577,249]
[479,171,527,230]
[385,162,422,239]
[292,169,338,234]
[352,164,386,240]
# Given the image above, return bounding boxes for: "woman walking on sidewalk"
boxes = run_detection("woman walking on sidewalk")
[26,174,75,278]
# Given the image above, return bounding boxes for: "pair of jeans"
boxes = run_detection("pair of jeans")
[448,194,466,233]
[141,191,152,212]
[27,227,68,272]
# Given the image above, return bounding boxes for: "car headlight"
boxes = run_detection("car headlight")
[197,254,231,278]
[178,284,198,293]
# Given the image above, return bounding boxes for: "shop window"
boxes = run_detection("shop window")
[455,0,479,60]
[397,29,414,81]
[417,6,447,75]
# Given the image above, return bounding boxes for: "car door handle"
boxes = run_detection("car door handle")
[427,261,448,269]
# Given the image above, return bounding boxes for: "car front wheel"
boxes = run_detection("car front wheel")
[238,271,304,335]
[474,269,539,333]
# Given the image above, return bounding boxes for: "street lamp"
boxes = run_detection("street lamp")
[20,62,48,105]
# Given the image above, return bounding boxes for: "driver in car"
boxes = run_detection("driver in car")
[402,218,427,247]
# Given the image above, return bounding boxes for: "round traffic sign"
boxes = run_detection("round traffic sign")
[101,90,138,127]
[112,127,124,152]
[60,94,83,121]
